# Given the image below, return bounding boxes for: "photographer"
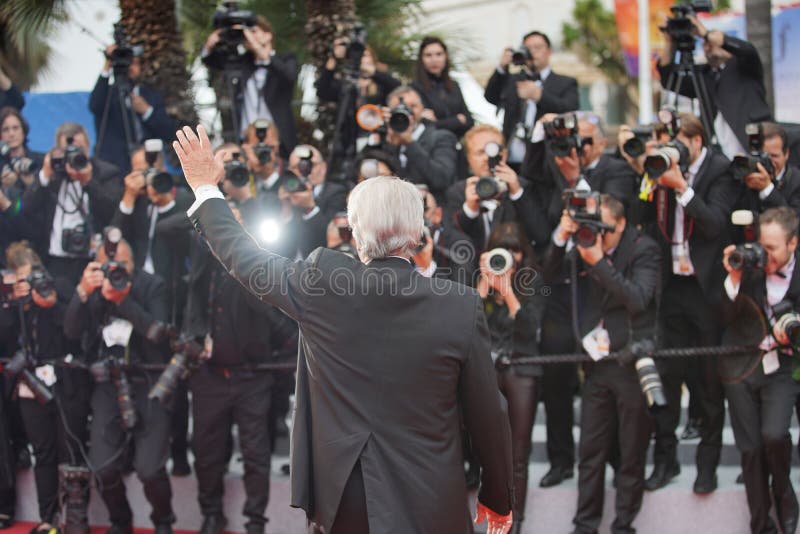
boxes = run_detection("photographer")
[484,31,579,169]
[544,194,660,534]
[383,85,458,202]
[476,223,540,534]
[20,122,123,288]
[637,113,739,493]
[202,13,297,155]
[657,12,771,160]
[0,66,24,111]
[287,144,347,220]
[1,107,43,205]
[411,36,474,139]
[446,124,524,253]
[63,236,174,534]
[316,39,400,107]
[241,120,282,199]
[89,41,175,174]
[721,207,800,534]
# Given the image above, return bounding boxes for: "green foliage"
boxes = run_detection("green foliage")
[0,0,67,88]
[562,0,628,84]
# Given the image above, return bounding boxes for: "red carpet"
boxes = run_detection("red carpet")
[5,524,202,534]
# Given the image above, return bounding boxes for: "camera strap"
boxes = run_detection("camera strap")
[656,185,694,245]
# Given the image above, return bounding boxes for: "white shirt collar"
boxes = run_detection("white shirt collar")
[687,147,708,179]
[412,123,426,142]
[776,166,787,183]
[155,200,175,214]
[264,170,280,189]
[539,66,552,81]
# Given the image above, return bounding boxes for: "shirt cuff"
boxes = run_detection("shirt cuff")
[187,185,224,217]
[676,186,695,207]
[496,66,506,75]
[530,121,546,143]
[100,70,111,78]
[551,226,567,248]
[509,187,524,202]
[759,182,775,200]
[38,170,50,187]
[118,201,134,215]
[417,260,438,278]
[724,274,740,301]
[301,205,320,221]
[461,202,480,220]
[140,106,154,122]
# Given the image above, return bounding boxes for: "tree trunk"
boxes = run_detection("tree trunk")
[745,0,773,114]
[118,0,197,128]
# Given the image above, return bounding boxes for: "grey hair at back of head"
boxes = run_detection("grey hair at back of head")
[347,176,424,261]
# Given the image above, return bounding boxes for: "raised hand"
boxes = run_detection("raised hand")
[173,125,225,192]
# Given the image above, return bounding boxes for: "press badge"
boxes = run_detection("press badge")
[758,337,780,375]
[515,124,527,140]
[583,325,611,361]
[102,318,134,348]
[673,243,692,275]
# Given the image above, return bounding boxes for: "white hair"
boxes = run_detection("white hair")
[347,176,424,261]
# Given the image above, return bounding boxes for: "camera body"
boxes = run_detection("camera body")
[729,242,767,271]
[773,300,800,348]
[485,248,515,276]
[731,123,774,182]
[212,1,256,48]
[61,224,91,257]
[54,136,89,173]
[0,267,54,305]
[662,1,713,52]
[563,189,614,248]
[4,351,54,405]
[97,226,131,290]
[253,119,273,165]
[149,335,204,404]
[543,113,581,158]
[475,142,507,201]
[389,97,413,133]
[224,154,250,187]
[643,140,690,179]
[281,172,310,194]
[622,126,653,158]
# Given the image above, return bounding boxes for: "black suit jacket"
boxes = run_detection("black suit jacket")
[638,149,739,302]
[0,85,24,111]
[190,197,513,533]
[314,180,348,219]
[203,49,298,157]
[658,35,771,150]
[389,126,458,202]
[733,165,800,224]
[411,77,474,139]
[88,76,175,174]
[484,69,579,143]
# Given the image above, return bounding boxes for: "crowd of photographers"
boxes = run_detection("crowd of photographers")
[0,2,799,534]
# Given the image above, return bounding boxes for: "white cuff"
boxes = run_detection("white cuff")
[417,260,438,278]
[530,120,546,143]
[509,187,524,202]
[676,186,695,207]
[724,274,740,301]
[187,185,224,217]
[101,70,111,78]
[301,205,320,221]
[38,170,50,187]
[551,226,567,248]
[496,66,506,75]
[140,106,154,122]
[118,201,134,215]
[758,182,775,200]
[462,202,480,220]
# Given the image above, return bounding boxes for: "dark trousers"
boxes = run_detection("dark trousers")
[654,276,723,472]
[497,371,539,520]
[20,372,91,523]
[311,460,369,534]
[267,370,294,452]
[726,361,799,534]
[170,380,189,461]
[573,361,651,534]
[540,317,579,471]
[89,380,173,526]
[190,366,273,528]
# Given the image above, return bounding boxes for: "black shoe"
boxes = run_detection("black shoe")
[680,418,702,440]
[281,463,290,476]
[781,518,798,534]
[199,515,227,534]
[539,466,573,488]
[154,524,173,534]
[736,472,744,484]
[245,522,266,534]
[171,455,191,477]
[693,470,717,494]
[106,524,133,534]
[509,520,523,534]
[644,462,680,491]
[0,515,13,530]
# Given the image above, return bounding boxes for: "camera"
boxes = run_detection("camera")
[27,267,55,300]
[292,145,315,179]
[773,300,800,348]
[336,23,368,81]
[661,0,713,52]
[475,142,508,201]
[643,140,690,179]
[508,45,538,82]
[281,172,309,194]
[212,1,256,48]
[108,23,142,80]
[731,123,774,181]
[63,136,88,171]
[61,224,91,257]
[143,139,173,194]
[10,157,39,176]
[4,351,54,405]
[224,152,250,187]
[389,96,413,133]
[563,189,614,248]
[622,339,668,411]
[149,335,204,405]
[253,119,273,165]
[98,226,131,290]
[485,248,515,276]
[728,210,767,271]
[90,358,137,430]
[656,107,681,140]
[622,126,653,158]
[543,113,581,158]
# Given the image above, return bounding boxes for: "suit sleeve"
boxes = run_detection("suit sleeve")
[89,75,110,116]
[538,76,579,114]
[586,239,661,315]
[433,84,474,138]
[271,53,299,87]
[684,167,740,240]
[460,295,514,515]
[141,90,176,143]
[484,69,508,107]
[405,130,457,195]
[315,67,340,103]
[189,197,318,322]
[722,34,764,82]
[512,187,554,247]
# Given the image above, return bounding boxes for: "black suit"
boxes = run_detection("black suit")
[203,49,298,157]
[388,125,458,202]
[190,197,513,534]
[0,84,24,111]
[721,258,800,534]
[89,76,175,174]
[657,35,771,151]
[545,226,659,533]
[733,166,800,232]
[484,69,579,146]
[411,77,474,139]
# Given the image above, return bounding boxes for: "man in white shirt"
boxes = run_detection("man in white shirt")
[721,206,800,534]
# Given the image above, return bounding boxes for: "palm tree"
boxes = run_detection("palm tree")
[745,0,773,113]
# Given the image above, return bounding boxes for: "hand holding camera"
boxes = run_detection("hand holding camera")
[577,233,604,266]
[79,261,105,298]
[743,162,772,192]
[464,176,481,213]
[244,26,272,61]
[412,226,434,270]
[516,80,541,102]
[101,267,131,305]
[123,170,146,197]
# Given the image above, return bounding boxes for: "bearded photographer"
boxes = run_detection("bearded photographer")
[721,207,800,534]
[63,235,174,534]
[484,31,579,169]
[636,113,740,493]
[657,13,771,160]
[383,85,458,202]
[89,42,174,174]
[544,194,660,534]
[202,14,297,155]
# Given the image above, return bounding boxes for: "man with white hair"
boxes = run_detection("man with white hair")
[174,125,514,534]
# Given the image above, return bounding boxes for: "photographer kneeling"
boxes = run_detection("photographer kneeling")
[543,194,661,534]
[721,207,800,534]
[64,230,174,534]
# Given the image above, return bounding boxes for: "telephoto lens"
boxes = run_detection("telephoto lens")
[635,356,667,412]
[111,365,137,430]
[148,352,190,404]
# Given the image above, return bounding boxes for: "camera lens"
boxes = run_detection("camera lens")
[643,153,670,178]
[149,172,174,194]
[225,162,250,187]
[282,173,306,194]
[635,356,667,411]
[486,248,514,276]
[475,177,500,201]
[389,112,410,133]
[574,224,599,248]
[67,151,88,171]
[623,138,645,158]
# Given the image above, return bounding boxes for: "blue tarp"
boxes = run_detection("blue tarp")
[21,91,95,154]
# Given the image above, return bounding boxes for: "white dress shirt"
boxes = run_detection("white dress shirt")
[671,147,707,276]
[241,56,276,136]
[508,67,551,164]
